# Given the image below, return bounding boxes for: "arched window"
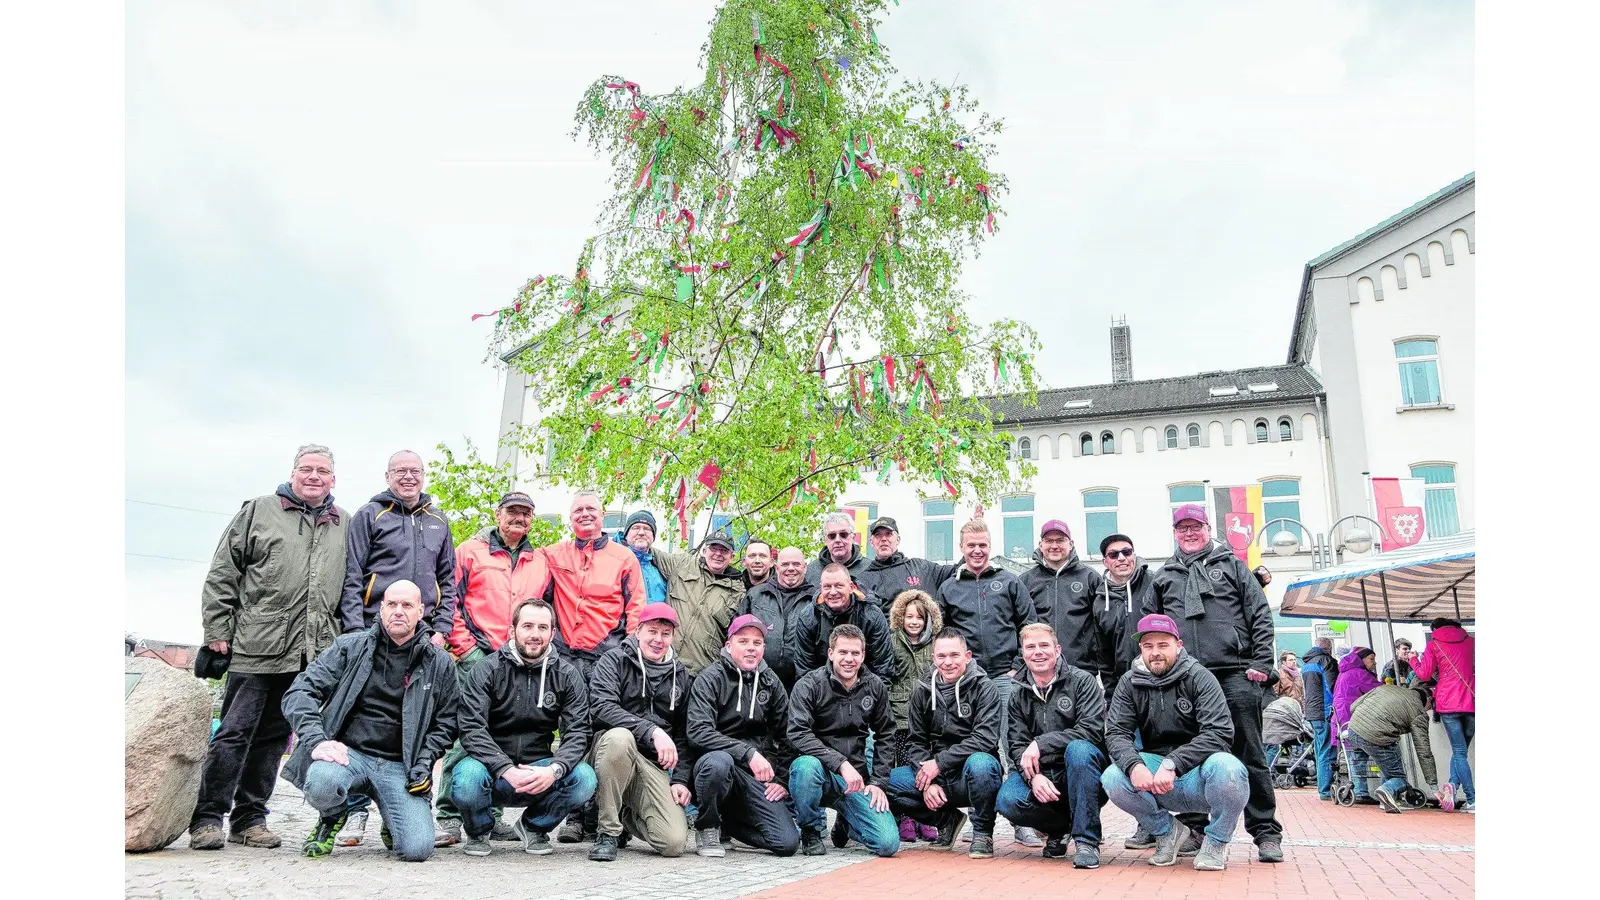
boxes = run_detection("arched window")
[1018,437,1032,460]
[1165,426,1178,449]
[1255,419,1270,442]
[1186,424,1201,447]
[1080,433,1094,456]
[1100,432,1115,454]
[1278,417,1293,441]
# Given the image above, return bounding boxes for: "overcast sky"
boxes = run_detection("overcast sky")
[126,0,1473,643]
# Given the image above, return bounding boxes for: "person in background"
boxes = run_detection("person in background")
[1346,683,1438,814]
[1274,651,1304,706]
[1332,647,1382,804]
[887,589,943,843]
[1381,638,1416,686]
[856,517,958,616]
[737,546,815,688]
[1299,638,1338,801]
[1253,566,1272,589]
[620,511,669,606]
[652,532,746,676]
[806,512,872,585]
[742,539,774,590]
[1411,618,1474,813]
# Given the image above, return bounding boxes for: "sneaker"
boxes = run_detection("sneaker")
[491,819,519,841]
[1042,834,1068,859]
[557,815,588,844]
[303,814,346,859]
[434,821,460,848]
[1460,801,1475,814]
[1072,842,1100,869]
[1149,821,1190,867]
[800,828,828,856]
[1012,826,1044,847]
[898,817,919,842]
[588,833,620,862]
[969,832,995,859]
[1374,786,1403,814]
[189,824,226,851]
[228,824,282,849]
[1257,838,1284,863]
[336,810,366,847]
[462,834,491,857]
[1193,835,1228,871]
[380,823,393,851]
[934,809,969,850]
[917,823,940,842]
[1177,830,1203,858]
[1123,826,1156,850]
[830,812,851,848]
[514,819,553,856]
[1436,783,1457,813]
[696,827,726,858]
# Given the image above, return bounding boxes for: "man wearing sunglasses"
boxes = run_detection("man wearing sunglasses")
[805,512,873,587]
[1096,535,1153,694]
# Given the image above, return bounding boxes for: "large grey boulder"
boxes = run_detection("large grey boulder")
[125,656,212,852]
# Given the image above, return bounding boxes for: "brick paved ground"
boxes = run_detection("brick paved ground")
[126,783,1471,899]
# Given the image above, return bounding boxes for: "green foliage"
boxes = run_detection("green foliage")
[427,439,564,547]
[485,0,1039,550]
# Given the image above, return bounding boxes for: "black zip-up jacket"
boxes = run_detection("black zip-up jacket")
[794,594,899,682]
[1021,550,1106,676]
[686,652,794,781]
[738,580,816,687]
[1006,658,1107,774]
[856,552,957,615]
[340,491,458,636]
[804,543,871,586]
[1143,541,1275,676]
[937,564,1037,675]
[786,665,897,789]
[904,661,1000,776]
[1105,651,1234,778]
[458,642,589,780]
[589,635,695,787]
[1096,560,1155,690]
[281,626,459,793]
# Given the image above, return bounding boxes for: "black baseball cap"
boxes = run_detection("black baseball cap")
[1098,532,1134,556]
[497,491,535,511]
[703,532,736,551]
[870,516,899,535]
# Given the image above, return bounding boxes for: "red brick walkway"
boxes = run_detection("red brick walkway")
[750,789,1473,899]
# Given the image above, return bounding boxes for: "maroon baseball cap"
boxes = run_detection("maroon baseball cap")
[638,603,679,628]
[727,614,769,638]
[1172,504,1209,526]
[1134,613,1182,641]
[1040,519,1072,539]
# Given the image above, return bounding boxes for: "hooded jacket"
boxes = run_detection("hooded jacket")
[937,564,1038,675]
[855,552,958,615]
[804,542,872,586]
[202,485,347,675]
[447,527,550,659]
[458,640,589,780]
[1096,558,1155,690]
[1299,647,1336,722]
[1332,650,1382,729]
[340,491,458,637]
[794,591,899,682]
[738,579,817,687]
[1411,625,1474,714]
[1348,685,1437,778]
[1005,657,1107,775]
[686,652,794,781]
[904,660,1000,777]
[543,534,645,663]
[281,626,459,794]
[1143,540,1275,676]
[888,592,943,731]
[1105,651,1234,778]
[786,664,897,789]
[589,635,694,786]
[1021,549,1106,677]
[653,548,746,675]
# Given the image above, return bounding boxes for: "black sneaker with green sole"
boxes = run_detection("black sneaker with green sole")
[302,814,346,859]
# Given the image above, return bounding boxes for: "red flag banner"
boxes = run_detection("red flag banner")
[1212,485,1263,569]
[1371,477,1428,550]
[696,461,723,493]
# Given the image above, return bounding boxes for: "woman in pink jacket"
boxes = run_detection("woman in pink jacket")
[1412,618,1474,812]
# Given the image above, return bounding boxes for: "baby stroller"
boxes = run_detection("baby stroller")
[1332,726,1428,809]
[1269,720,1317,789]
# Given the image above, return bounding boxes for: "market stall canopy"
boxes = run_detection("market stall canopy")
[1279,530,1474,622]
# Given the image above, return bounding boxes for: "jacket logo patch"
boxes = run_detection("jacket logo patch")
[861,697,874,711]
[540,692,553,708]
[757,691,769,705]
[1056,697,1073,714]
[989,582,1003,593]
[1071,581,1083,592]
[906,576,921,586]
[1176,698,1193,714]
[1208,568,1225,582]
[958,704,971,717]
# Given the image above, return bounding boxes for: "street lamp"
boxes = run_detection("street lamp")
[1255,514,1391,571]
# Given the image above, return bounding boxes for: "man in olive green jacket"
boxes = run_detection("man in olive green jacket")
[653,533,746,675]
[188,444,349,852]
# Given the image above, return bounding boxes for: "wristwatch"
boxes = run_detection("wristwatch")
[1158,758,1176,772]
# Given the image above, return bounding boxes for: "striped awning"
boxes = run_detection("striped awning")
[1278,530,1474,622]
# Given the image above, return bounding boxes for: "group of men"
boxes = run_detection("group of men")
[186,445,1285,873]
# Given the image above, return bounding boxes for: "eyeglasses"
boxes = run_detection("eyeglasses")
[1174,524,1207,535]
[294,466,332,477]
[388,468,423,478]
[824,531,853,540]
[1104,548,1134,559]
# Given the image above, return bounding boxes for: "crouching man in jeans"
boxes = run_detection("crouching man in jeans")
[451,599,597,857]
[282,580,459,861]
[1101,614,1248,872]
[786,624,901,857]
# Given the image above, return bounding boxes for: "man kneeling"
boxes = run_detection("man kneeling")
[281,581,459,861]
[1101,614,1248,871]
[686,615,801,858]
[994,623,1109,868]
[452,599,597,856]
[888,629,1003,858]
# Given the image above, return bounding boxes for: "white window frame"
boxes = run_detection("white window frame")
[1394,335,1446,408]
[999,494,1036,560]
[1165,426,1178,449]
[1081,487,1120,560]
[1186,423,1201,448]
[1017,437,1033,460]
[922,499,956,563]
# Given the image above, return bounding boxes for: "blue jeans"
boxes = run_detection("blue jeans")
[1264,743,1280,770]
[1101,752,1250,844]
[1347,741,1373,799]
[988,676,1014,769]
[1440,712,1475,802]
[449,756,597,839]
[1310,719,1335,798]
[304,748,435,861]
[994,740,1107,844]
[888,752,1003,834]
[788,755,900,857]
[1347,736,1408,798]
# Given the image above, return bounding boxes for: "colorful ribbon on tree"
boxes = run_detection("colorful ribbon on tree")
[974,183,996,233]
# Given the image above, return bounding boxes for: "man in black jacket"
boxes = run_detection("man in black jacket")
[794,564,898,681]
[1095,533,1153,694]
[1101,614,1249,872]
[686,615,800,858]
[786,625,901,858]
[281,580,459,862]
[805,512,873,584]
[1020,519,1105,683]
[887,630,1003,859]
[450,599,596,857]
[738,547,816,687]
[856,517,957,616]
[586,603,694,862]
[1143,504,1284,863]
[994,623,1109,869]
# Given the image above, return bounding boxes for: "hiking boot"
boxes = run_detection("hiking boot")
[934,809,969,850]
[336,809,366,847]
[1193,835,1228,871]
[1436,783,1457,812]
[1374,785,1403,814]
[800,828,828,856]
[435,819,462,847]
[462,834,491,857]
[1072,842,1100,869]
[557,815,588,843]
[515,819,553,855]
[1012,826,1044,847]
[696,827,726,858]
[898,817,919,842]
[189,824,226,851]
[588,834,620,862]
[1149,821,1190,867]
[491,819,519,841]
[830,812,850,848]
[1257,838,1285,862]
[1177,830,1203,857]
[1124,826,1156,850]
[1042,834,1068,859]
[229,824,281,849]
[617,829,632,849]
[303,814,346,859]
[969,832,995,859]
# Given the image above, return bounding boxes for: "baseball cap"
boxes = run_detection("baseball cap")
[1040,519,1072,539]
[1098,532,1134,556]
[1172,504,1209,526]
[638,603,679,628]
[869,516,899,535]
[1134,613,1182,641]
[497,491,535,511]
[727,614,770,638]
[703,532,736,551]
